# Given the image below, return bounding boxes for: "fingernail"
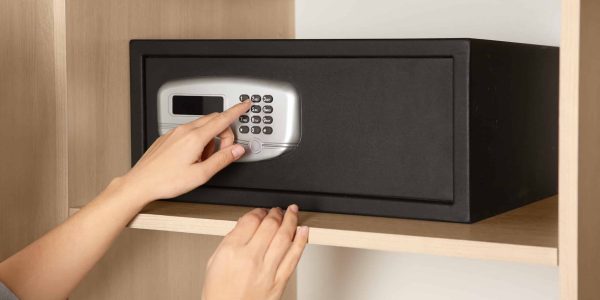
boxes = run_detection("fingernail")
[299,226,309,235]
[243,99,251,104]
[231,144,245,159]
[288,204,299,212]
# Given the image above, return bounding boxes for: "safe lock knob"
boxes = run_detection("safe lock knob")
[249,138,263,154]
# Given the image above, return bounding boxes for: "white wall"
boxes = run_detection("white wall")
[296,0,560,46]
[295,0,560,299]
[298,246,558,300]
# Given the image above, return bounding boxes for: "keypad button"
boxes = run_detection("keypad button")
[239,94,249,102]
[263,126,273,135]
[263,116,273,124]
[251,95,261,102]
[239,126,249,134]
[251,116,261,124]
[251,105,261,113]
[251,126,261,134]
[263,95,273,103]
[263,105,273,114]
[239,115,249,123]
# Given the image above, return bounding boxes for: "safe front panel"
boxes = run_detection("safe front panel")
[145,57,455,203]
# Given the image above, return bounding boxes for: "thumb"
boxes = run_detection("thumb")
[192,144,245,183]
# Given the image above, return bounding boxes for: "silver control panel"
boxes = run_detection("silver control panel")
[157,77,301,162]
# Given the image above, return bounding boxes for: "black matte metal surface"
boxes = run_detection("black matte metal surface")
[130,39,558,223]
[145,57,454,202]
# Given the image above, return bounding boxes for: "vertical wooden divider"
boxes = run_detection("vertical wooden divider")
[0,0,68,261]
[559,0,600,299]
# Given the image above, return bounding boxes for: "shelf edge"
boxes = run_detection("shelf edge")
[69,207,558,266]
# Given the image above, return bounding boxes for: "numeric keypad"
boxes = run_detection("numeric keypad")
[237,94,275,135]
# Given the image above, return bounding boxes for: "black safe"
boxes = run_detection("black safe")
[130,39,558,223]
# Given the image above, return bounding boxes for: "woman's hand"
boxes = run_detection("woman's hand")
[0,98,310,300]
[202,205,309,300]
[119,100,252,205]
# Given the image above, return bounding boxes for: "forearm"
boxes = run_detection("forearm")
[0,101,251,299]
[0,177,150,300]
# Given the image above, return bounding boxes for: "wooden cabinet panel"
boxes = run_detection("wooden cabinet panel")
[559,0,600,298]
[0,0,67,260]
[65,0,295,298]
[67,0,294,208]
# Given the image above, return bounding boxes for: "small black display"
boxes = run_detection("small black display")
[172,96,223,115]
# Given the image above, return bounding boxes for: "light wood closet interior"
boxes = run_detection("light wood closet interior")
[1,0,599,299]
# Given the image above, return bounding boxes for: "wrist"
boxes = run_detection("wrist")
[104,176,154,207]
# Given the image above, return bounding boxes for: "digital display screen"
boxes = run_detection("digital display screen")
[172,96,224,115]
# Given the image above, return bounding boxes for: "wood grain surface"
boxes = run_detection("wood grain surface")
[71,196,558,266]
[0,0,68,261]
[65,0,295,298]
[559,0,600,298]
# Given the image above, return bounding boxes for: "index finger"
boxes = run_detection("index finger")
[197,100,251,140]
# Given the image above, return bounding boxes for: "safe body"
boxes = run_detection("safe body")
[130,39,558,223]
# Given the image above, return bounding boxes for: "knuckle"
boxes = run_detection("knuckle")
[221,234,239,246]
[271,209,284,221]
[217,245,237,259]
[213,112,227,123]
[215,151,233,165]
[220,129,234,140]
[194,168,210,184]
[263,215,282,228]
[243,255,262,270]
[198,113,218,125]
[284,212,298,224]
[193,136,212,150]
[172,125,186,135]
[240,213,262,226]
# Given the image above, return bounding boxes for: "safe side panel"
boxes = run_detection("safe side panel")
[145,57,454,203]
[467,40,559,220]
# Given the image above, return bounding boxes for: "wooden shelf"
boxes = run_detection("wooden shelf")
[69,196,557,266]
